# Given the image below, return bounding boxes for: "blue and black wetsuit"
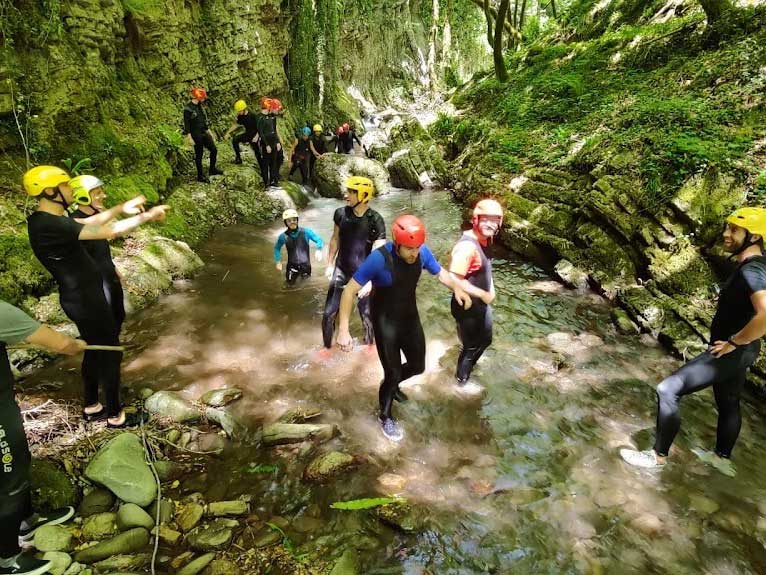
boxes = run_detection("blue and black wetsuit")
[274,227,323,285]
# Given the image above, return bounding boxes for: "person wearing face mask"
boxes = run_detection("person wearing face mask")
[24,166,169,428]
[449,199,503,387]
[335,215,476,442]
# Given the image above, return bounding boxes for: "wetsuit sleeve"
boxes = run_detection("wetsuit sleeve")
[352,250,386,286]
[333,207,344,227]
[449,242,479,277]
[183,107,192,135]
[419,245,442,275]
[305,228,323,249]
[0,301,41,345]
[743,262,766,294]
[274,233,286,262]
[370,211,386,241]
[353,132,362,145]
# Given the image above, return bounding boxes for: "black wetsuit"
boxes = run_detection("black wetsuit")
[232,112,260,163]
[284,229,311,284]
[310,134,327,176]
[289,138,312,183]
[322,206,386,348]
[27,212,123,417]
[451,234,493,383]
[183,101,217,180]
[371,247,426,420]
[257,114,281,186]
[653,255,766,458]
[71,209,125,332]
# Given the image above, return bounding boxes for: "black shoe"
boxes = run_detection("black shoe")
[379,417,404,442]
[209,168,224,176]
[82,407,107,422]
[233,157,243,165]
[0,555,52,575]
[456,377,468,387]
[270,179,280,186]
[197,175,210,183]
[393,389,409,403]
[18,506,75,542]
[107,410,150,429]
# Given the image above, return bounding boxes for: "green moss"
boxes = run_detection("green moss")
[107,174,160,206]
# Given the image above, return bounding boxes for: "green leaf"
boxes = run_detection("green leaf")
[245,463,280,474]
[330,497,406,510]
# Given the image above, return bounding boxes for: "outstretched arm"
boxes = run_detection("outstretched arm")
[78,205,169,241]
[74,196,147,226]
[337,279,363,351]
[437,268,472,310]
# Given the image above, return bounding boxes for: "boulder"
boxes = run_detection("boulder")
[303,452,355,482]
[30,459,78,512]
[261,423,337,446]
[144,391,200,423]
[42,552,72,575]
[177,553,215,575]
[313,153,391,199]
[34,525,72,552]
[93,554,150,572]
[177,502,205,532]
[84,434,157,507]
[79,488,115,517]
[73,528,150,563]
[203,559,241,575]
[199,387,242,407]
[187,519,238,551]
[330,549,360,575]
[204,407,249,441]
[208,500,249,517]
[81,512,118,540]
[117,504,155,531]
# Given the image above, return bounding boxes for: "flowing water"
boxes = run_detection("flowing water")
[23,189,766,574]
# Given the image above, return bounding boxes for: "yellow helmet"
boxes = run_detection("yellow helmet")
[727,207,766,238]
[234,99,247,112]
[313,124,322,133]
[23,165,70,196]
[345,176,374,203]
[69,174,105,206]
[282,208,299,221]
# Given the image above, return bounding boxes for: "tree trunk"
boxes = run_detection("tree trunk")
[698,0,731,25]
[484,0,494,47]
[518,0,527,30]
[550,0,557,19]
[493,0,510,82]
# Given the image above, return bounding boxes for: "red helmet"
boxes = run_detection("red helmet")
[269,98,283,111]
[342,123,350,132]
[190,87,207,101]
[260,96,272,109]
[392,215,426,248]
[336,127,344,135]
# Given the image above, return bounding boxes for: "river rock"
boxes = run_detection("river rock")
[147,498,175,524]
[152,525,182,545]
[62,560,84,575]
[689,494,719,515]
[187,519,238,551]
[303,451,355,482]
[554,259,590,290]
[34,525,72,552]
[81,512,117,540]
[611,307,640,335]
[79,488,115,517]
[252,529,281,548]
[177,553,215,575]
[203,559,241,575]
[84,434,157,507]
[42,552,72,575]
[73,528,150,563]
[145,391,200,423]
[277,406,322,423]
[373,502,427,533]
[139,388,154,400]
[208,500,249,516]
[200,387,242,407]
[262,423,337,446]
[204,407,249,441]
[153,460,182,482]
[117,504,154,531]
[166,429,181,444]
[291,516,323,533]
[93,553,150,572]
[190,432,226,453]
[330,549,360,575]
[313,153,391,199]
[177,502,205,532]
[30,459,78,512]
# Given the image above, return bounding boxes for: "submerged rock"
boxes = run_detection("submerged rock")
[30,459,78,512]
[93,553,150,572]
[203,559,241,575]
[373,502,427,533]
[187,519,238,551]
[74,528,150,563]
[277,406,322,423]
[303,451,355,482]
[34,525,72,552]
[152,525,182,545]
[177,502,205,532]
[200,387,242,407]
[313,153,391,199]
[144,391,200,423]
[85,434,156,507]
[79,488,115,517]
[204,408,249,441]
[208,500,249,517]
[42,552,72,575]
[116,504,154,531]
[81,512,118,540]
[262,423,337,446]
[153,460,182,482]
[147,498,175,524]
[330,549,360,575]
[177,553,215,575]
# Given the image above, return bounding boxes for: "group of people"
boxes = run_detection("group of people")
[185,87,363,188]
[274,176,501,441]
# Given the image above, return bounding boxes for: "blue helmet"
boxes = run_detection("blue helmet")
[301,126,311,136]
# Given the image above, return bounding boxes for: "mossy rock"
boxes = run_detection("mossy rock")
[646,239,716,299]
[313,154,391,199]
[30,459,79,512]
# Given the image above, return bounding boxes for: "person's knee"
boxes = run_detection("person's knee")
[656,376,682,407]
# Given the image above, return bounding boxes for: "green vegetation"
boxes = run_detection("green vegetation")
[330,497,406,510]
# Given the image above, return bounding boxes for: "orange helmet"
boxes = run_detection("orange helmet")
[190,87,207,101]
[260,96,272,109]
[342,123,350,132]
[269,98,283,112]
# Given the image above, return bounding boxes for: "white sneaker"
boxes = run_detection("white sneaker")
[620,448,665,469]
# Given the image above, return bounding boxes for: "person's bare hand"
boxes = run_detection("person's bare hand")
[62,338,87,356]
[148,205,171,222]
[337,330,353,352]
[710,340,736,358]
[276,262,283,271]
[455,288,472,310]
[122,195,147,215]
[357,282,373,299]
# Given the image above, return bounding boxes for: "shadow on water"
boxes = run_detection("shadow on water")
[21,190,766,574]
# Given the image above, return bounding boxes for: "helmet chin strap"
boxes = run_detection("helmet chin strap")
[44,188,70,211]
[727,230,760,261]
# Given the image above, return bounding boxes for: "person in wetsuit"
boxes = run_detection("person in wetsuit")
[269,98,285,185]
[336,215,473,442]
[224,99,260,166]
[621,207,766,470]
[24,165,169,428]
[337,123,359,154]
[322,176,386,350]
[183,87,223,183]
[289,127,312,184]
[274,208,324,285]
[450,199,503,387]
[68,174,144,333]
[0,300,85,575]
[309,124,327,178]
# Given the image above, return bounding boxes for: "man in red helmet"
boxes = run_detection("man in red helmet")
[337,122,362,154]
[336,215,475,442]
[183,87,223,183]
[449,199,503,388]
